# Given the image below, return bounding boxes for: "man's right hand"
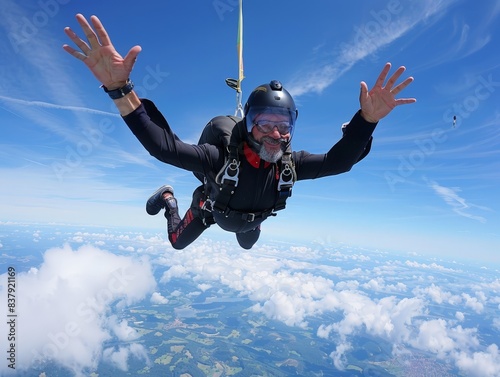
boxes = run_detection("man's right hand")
[63,14,141,90]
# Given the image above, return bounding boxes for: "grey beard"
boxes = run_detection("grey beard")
[258,137,285,163]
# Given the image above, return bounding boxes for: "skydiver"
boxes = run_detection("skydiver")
[63,14,416,249]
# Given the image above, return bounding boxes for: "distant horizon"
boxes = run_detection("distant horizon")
[1,220,499,268]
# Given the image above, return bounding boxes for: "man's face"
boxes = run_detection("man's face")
[250,113,291,163]
[251,113,291,162]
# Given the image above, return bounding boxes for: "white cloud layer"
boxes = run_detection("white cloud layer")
[0,244,156,376]
[156,239,500,376]
[1,228,499,376]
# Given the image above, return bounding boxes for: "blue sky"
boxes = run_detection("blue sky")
[1,0,499,263]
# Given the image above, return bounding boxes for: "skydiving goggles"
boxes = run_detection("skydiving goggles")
[253,120,292,135]
[246,106,297,137]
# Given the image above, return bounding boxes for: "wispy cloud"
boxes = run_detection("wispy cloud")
[0,2,83,98]
[408,2,499,74]
[0,0,114,142]
[0,95,120,117]
[426,178,490,222]
[287,1,453,97]
[0,1,159,188]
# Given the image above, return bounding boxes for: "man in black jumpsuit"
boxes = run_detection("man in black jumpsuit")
[63,14,416,250]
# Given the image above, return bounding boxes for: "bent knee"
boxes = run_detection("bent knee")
[171,243,186,250]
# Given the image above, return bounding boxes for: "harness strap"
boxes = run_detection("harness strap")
[274,151,295,211]
[222,207,276,222]
[213,174,237,213]
[213,122,243,213]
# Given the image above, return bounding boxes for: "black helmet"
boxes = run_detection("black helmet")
[244,80,298,137]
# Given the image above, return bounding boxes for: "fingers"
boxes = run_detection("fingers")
[385,66,407,91]
[359,81,368,95]
[391,76,414,96]
[395,97,417,106]
[393,76,417,105]
[63,14,115,62]
[62,43,87,61]
[378,63,415,101]
[359,81,369,106]
[124,46,142,62]
[123,45,143,70]
[63,26,91,58]
[74,13,107,51]
[373,62,392,88]
[374,63,413,93]
[90,15,112,47]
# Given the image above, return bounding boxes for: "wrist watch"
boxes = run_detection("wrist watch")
[101,79,134,99]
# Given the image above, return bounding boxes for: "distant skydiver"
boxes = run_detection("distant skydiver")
[63,14,416,250]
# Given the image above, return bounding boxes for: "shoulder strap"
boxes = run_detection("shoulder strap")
[274,146,296,211]
[213,118,243,213]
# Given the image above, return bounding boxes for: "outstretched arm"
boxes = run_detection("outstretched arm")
[359,62,416,123]
[63,14,142,116]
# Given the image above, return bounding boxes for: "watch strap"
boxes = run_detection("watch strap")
[101,79,134,99]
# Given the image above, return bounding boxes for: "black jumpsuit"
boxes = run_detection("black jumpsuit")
[123,99,377,249]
